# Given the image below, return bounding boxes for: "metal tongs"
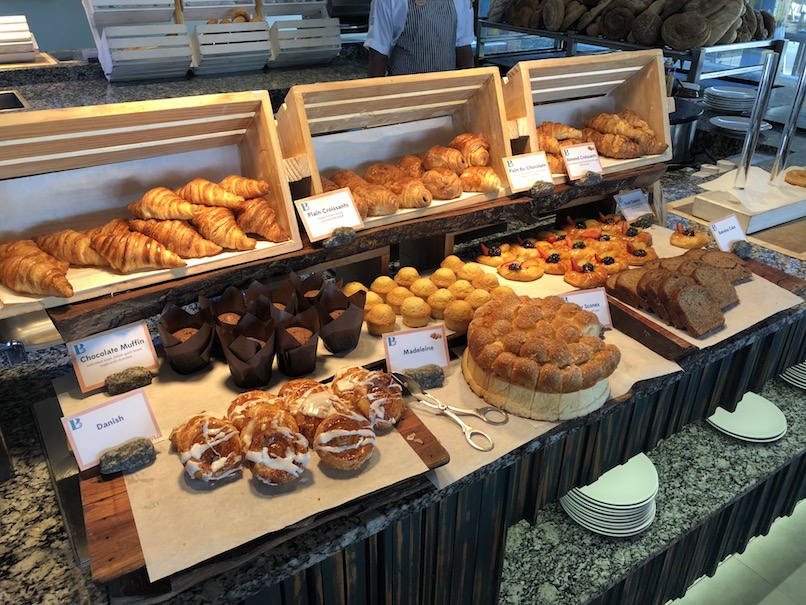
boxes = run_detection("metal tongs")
[392,373,507,452]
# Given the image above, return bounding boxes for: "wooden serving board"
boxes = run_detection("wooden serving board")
[607,295,697,361]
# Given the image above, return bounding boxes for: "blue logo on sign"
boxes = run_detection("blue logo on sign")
[387,337,397,346]
[74,343,86,355]
[69,418,83,431]
[301,202,310,212]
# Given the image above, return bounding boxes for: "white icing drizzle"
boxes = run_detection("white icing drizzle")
[242,416,310,484]
[313,428,376,453]
[179,417,241,481]
[297,387,338,418]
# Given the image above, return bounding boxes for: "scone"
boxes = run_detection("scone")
[448,279,475,300]
[401,296,431,328]
[386,286,414,314]
[427,288,455,319]
[430,267,457,289]
[365,303,396,336]
[410,277,438,300]
[343,281,368,297]
[370,275,397,301]
[443,300,474,332]
[464,288,492,310]
[441,254,466,273]
[394,266,420,288]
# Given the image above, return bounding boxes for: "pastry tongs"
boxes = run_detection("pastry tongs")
[392,373,507,451]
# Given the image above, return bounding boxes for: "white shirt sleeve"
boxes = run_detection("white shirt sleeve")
[364,0,408,57]
[455,0,475,47]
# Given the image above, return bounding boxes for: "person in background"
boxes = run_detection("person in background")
[364,0,476,77]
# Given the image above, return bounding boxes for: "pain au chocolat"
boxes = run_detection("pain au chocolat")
[461,294,620,421]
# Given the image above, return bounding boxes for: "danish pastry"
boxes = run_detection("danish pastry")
[313,410,376,471]
[784,169,806,187]
[227,390,284,430]
[240,408,310,485]
[332,367,405,430]
[169,413,243,482]
[670,223,709,249]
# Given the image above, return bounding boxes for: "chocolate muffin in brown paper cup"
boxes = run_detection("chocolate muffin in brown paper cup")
[276,306,320,377]
[288,271,326,311]
[217,313,276,388]
[200,286,248,334]
[315,283,367,354]
[244,294,276,326]
[158,303,215,374]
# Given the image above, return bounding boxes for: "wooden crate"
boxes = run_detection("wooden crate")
[268,18,340,67]
[98,24,192,81]
[190,20,270,75]
[503,49,672,175]
[181,0,258,22]
[84,0,178,29]
[0,16,36,64]
[0,91,302,318]
[275,67,513,230]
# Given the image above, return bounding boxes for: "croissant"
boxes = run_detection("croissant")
[0,239,69,273]
[459,166,502,193]
[585,113,668,156]
[128,219,223,258]
[84,219,131,239]
[448,133,491,167]
[320,175,341,192]
[34,229,110,267]
[128,187,201,220]
[398,155,425,179]
[91,231,187,273]
[546,152,566,174]
[191,206,256,250]
[332,170,399,217]
[421,167,463,200]
[219,175,271,199]
[235,198,291,242]
[582,128,643,159]
[536,121,583,141]
[617,110,655,137]
[176,178,245,209]
[423,145,467,176]
[364,164,432,209]
[0,246,73,298]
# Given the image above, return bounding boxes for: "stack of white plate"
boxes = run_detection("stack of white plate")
[707,391,787,442]
[780,362,806,390]
[559,453,658,537]
[703,85,757,113]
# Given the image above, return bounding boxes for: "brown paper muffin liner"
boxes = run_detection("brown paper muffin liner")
[288,271,326,311]
[217,313,276,388]
[315,283,367,354]
[158,303,215,375]
[276,306,320,377]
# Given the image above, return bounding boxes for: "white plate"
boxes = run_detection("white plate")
[710,116,772,132]
[706,392,787,440]
[575,453,658,507]
[564,486,657,514]
[705,86,757,100]
[561,494,652,525]
[707,420,787,443]
[780,363,806,390]
[562,499,656,537]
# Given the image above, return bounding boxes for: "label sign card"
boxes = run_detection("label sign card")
[562,288,612,328]
[383,325,451,374]
[295,188,364,242]
[709,214,747,251]
[503,152,554,192]
[67,321,158,393]
[614,189,654,222]
[61,389,160,471]
[562,143,603,180]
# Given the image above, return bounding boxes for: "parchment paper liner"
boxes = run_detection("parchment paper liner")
[288,271,326,311]
[216,312,276,388]
[315,283,367,354]
[276,306,320,377]
[157,303,215,375]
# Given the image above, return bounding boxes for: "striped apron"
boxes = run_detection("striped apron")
[388,0,458,75]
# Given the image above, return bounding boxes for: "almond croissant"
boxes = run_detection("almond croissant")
[0,253,74,298]
[34,229,110,267]
[128,219,223,258]
[219,175,271,199]
[191,207,256,250]
[448,133,491,167]
[235,199,291,242]
[585,113,668,156]
[91,231,187,273]
[459,166,502,193]
[176,178,244,209]
[129,187,201,220]
[582,128,643,159]
[536,121,583,140]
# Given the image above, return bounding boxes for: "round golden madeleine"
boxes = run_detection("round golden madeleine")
[427,288,455,319]
[430,267,457,288]
[456,262,484,282]
[441,254,465,273]
[448,279,475,300]
[342,281,368,297]
[465,288,492,310]
[394,266,421,288]
[490,285,517,299]
[443,300,474,333]
[401,296,431,328]
[386,286,414,314]
[370,275,397,301]
[365,303,396,336]
[410,277,438,300]
[471,272,500,291]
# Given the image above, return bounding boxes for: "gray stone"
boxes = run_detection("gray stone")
[105,366,152,395]
[529,180,555,198]
[573,171,603,187]
[322,227,357,249]
[403,364,444,389]
[99,438,156,475]
[632,213,655,228]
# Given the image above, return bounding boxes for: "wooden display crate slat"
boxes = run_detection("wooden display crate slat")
[84,0,178,28]
[0,15,35,63]
[190,20,270,74]
[268,18,340,67]
[0,91,302,319]
[276,67,513,230]
[261,1,329,18]
[181,0,258,22]
[99,24,191,81]
[503,49,672,174]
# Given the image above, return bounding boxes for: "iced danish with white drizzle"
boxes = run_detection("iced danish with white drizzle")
[240,408,310,485]
[169,413,243,482]
[313,409,376,471]
[227,390,285,431]
[283,382,349,442]
[330,367,405,430]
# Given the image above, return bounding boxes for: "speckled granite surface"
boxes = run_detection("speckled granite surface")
[499,379,806,605]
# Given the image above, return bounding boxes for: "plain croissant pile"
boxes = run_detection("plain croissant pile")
[536,109,668,173]
[495,0,775,50]
[0,175,290,300]
[320,132,503,219]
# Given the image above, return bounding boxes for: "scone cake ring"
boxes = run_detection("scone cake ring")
[461,294,621,421]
